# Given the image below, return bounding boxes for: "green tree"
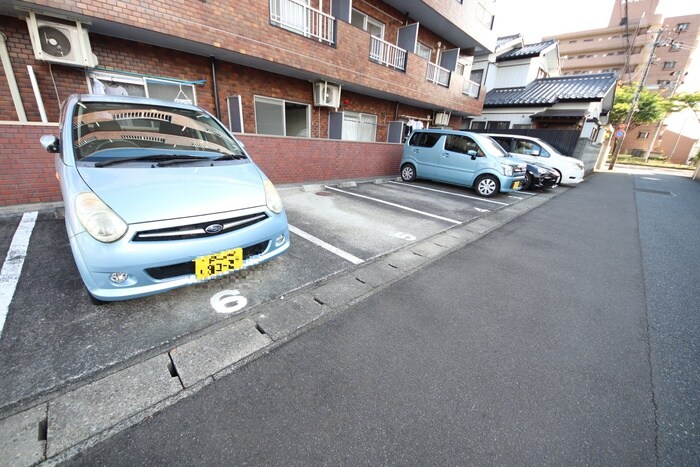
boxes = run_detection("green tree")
[609,84,675,129]
[671,91,700,124]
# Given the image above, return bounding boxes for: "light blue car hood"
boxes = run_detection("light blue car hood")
[77,162,267,224]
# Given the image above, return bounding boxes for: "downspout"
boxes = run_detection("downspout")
[210,56,221,120]
[0,33,28,122]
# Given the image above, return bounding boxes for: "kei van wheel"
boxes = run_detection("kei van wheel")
[401,163,416,182]
[475,175,499,198]
[522,172,533,190]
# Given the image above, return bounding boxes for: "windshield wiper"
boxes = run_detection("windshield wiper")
[93,154,209,168]
[213,154,247,161]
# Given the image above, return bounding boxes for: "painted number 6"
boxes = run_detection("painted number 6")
[210,290,248,314]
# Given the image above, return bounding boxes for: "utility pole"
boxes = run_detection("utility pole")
[608,27,667,170]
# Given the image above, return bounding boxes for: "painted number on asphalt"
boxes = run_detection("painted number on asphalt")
[394,232,416,241]
[210,290,248,314]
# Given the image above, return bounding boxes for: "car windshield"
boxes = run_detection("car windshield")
[475,134,510,157]
[72,101,245,161]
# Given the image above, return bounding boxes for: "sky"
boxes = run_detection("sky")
[491,0,700,136]
[492,0,700,93]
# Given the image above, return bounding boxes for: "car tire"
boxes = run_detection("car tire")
[401,163,416,182]
[523,172,533,190]
[475,175,499,198]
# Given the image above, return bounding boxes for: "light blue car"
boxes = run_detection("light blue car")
[41,94,289,304]
[400,129,527,197]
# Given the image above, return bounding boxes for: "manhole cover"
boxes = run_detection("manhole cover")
[315,191,332,197]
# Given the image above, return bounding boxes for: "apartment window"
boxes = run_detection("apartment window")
[470,121,486,130]
[486,121,510,130]
[676,22,689,32]
[254,96,310,137]
[670,42,682,51]
[658,80,671,87]
[88,72,197,104]
[638,131,649,139]
[470,69,484,85]
[513,124,533,129]
[476,2,494,29]
[583,38,594,42]
[416,42,432,60]
[342,111,377,142]
[569,40,577,44]
[663,61,677,69]
[351,9,384,39]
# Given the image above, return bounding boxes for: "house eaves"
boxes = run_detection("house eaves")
[496,39,557,62]
[484,72,618,108]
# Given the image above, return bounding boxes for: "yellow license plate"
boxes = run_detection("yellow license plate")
[194,248,243,281]
[513,181,521,189]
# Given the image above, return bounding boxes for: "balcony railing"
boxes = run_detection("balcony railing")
[369,36,407,71]
[463,79,481,98]
[270,0,335,45]
[426,62,450,87]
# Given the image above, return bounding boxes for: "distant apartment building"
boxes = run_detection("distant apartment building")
[0,0,497,206]
[545,0,700,163]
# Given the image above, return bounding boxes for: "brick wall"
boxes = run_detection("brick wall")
[0,123,62,206]
[236,134,402,184]
[0,124,402,207]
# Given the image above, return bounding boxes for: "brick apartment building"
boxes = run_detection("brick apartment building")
[547,0,700,163]
[0,0,497,206]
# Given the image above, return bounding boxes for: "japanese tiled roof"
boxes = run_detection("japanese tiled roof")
[484,72,618,107]
[496,40,557,61]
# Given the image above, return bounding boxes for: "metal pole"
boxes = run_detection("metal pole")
[609,28,665,170]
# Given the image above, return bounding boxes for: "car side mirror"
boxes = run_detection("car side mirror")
[40,135,59,154]
[467,149,478,160]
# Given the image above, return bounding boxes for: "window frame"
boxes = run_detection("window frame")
[342,110,378,142]
[416,42,432,61]
[87,71,198,105]
[253,95,311,137]
[350,8,384,39]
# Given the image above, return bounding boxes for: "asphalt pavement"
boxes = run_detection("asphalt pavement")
[61,169,700,466]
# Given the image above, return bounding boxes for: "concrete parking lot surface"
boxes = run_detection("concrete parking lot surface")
[0,177,551,462]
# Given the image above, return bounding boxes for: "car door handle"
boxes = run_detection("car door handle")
[441,152,450,158]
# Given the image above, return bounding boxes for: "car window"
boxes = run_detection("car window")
[445,134,483,156]
[408,132,441,148]
[513,139,543,157]
[491,137,512,152]
[72,102,245,161]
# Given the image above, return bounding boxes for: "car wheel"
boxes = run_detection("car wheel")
[523,172,533,190]
[401,163,416,182]
[475,175,499,198]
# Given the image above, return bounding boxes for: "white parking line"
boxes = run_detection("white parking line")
[388,181,509,206]
[324,186,462,224]
[0,212,38,338]
[288,224,364,265]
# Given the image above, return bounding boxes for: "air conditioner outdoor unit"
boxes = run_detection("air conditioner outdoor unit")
[313,81,341,108]
[26,12,97,68]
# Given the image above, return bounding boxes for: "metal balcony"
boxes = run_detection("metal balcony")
[369,36,407,71]
[269,0,335,45]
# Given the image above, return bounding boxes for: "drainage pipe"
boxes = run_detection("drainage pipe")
[210,56,221,120]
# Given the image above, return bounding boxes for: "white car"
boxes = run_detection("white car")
[486,134,585,185]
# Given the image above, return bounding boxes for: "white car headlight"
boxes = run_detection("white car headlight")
[501,164,514,177]
[263,179,284,214]
[75,192,127,243]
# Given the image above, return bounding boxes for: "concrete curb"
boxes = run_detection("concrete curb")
[0,181,568,466]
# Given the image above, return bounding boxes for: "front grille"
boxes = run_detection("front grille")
[145,241,269,280]
[133,212,268,241]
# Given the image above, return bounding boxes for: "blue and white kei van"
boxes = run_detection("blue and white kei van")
[399,129,527,197]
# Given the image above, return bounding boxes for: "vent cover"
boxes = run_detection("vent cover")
[26,12,98,67]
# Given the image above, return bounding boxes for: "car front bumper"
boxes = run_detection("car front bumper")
[68,208,289,301]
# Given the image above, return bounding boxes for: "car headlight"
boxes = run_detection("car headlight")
[75,192,127,243]
[501,164,514,177]
[263,179,284,214]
